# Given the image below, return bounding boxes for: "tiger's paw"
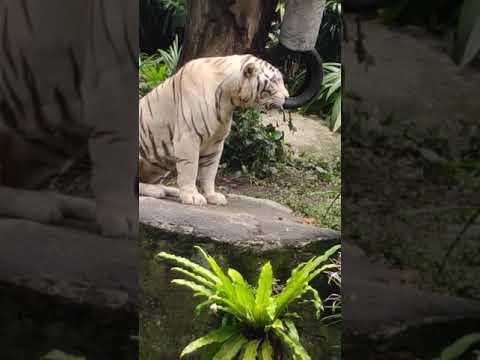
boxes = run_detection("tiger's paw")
[96,202,137,239]
[180,190,207,206]
[205,192,227,206]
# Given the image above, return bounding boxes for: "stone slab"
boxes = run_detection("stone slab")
[0,218,137,309]
[343,242,480,340]
[139,193,341,252]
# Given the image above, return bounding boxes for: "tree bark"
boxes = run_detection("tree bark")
[178,0,277,67]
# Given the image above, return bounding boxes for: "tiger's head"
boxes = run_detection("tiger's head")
[232,57,289,110]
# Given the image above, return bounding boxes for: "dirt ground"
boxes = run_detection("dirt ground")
[262,110,341,160]
[343,14,480,300]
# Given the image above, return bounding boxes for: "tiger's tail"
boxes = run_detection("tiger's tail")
[139,183,180,199]
[161,185,180,197]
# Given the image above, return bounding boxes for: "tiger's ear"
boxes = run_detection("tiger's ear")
[243,62,258,79]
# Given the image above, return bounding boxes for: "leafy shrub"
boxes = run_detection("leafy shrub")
[139,37,181,97]
[222,109,289,178]
[316,0,342,62]
[158,245,341,359]
[138,54,167,97]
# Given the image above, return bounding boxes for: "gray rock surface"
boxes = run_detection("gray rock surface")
[140,193,340,251]
[263,110,340,160]
[0,218,137,309]
[343,241,480,340]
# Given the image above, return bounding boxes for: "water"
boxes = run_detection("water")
[139,225,341,360]
[0,283,138,360]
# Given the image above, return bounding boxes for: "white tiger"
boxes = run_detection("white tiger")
[139,54,289,206]
[0,0,138,237]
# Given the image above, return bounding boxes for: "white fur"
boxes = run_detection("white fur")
[139,54,288,206]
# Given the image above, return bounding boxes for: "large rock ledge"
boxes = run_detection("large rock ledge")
[2,192,479,351]
[0,218,137,310]
[343,241,480,341]
[139,194,340,251]
[139,194,342,359]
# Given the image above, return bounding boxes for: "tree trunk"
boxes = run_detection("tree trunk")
[178,0,277,67]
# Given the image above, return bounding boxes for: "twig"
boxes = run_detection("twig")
[438,208,480,274]
[323,192,341,220]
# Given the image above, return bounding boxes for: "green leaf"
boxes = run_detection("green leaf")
[271,130,283,141]
[212,333,249,360]
[172,267,217,289]
[211,296,248,320]
[284,319,300,342]
[180,326,239,357]
[195,247,236,298]
[438,333,480,360]
[273,327,311,360]
[241,339,261,360]
[303,286,324,319]
[157,251,219,284]
[231,283,256,323]
[455,0,480,66]
[200,343,223,360]
[255,262,274,323]
[194,299,213,317]
[269,318,285,332]
[194,249,251,323]
[326,77,341,100]
[228,268,247,284]
[259,339,274,360]
[331,96,341,132]
[273,245,340,318]
[171,279,214,298]
[308,264,338,282]
[227,268,256,322]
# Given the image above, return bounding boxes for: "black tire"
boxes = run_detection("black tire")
[262,44,323,110]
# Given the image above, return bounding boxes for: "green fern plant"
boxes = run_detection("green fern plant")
[139,36,182,97]
[322,252,341,325]
[157,244,341,359]
[138,54,167,96]
[157,35,182,77]
[301,62,341,133]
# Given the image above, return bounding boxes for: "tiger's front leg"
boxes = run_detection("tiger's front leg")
[175,135,207,206]
[198,142,227,206]
[89,135,138,238]
[85,68,138,238]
